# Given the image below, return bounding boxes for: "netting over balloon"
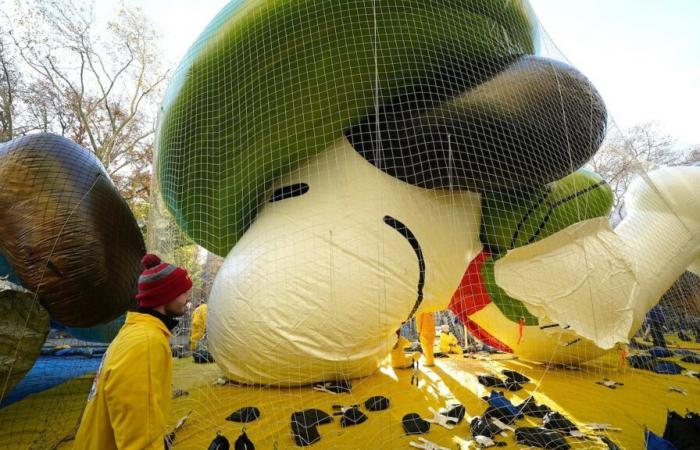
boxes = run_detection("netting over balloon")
[1,1,699,449]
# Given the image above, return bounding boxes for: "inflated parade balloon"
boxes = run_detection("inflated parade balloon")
[156,0,615,385]
[0,133,145,327]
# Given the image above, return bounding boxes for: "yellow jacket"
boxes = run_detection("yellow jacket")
[391,335,414,369]
[75,312,173,450]
[190,303,208,349]
[439,332,460,353]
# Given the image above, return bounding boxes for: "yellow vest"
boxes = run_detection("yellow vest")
[74,312,173,450]
[190,303,208,349]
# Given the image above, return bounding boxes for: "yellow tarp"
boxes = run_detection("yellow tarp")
[1,349,699,449]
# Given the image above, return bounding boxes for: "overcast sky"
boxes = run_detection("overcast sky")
[101,0,699,147]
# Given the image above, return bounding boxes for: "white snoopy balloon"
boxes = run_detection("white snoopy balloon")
[154,0,700,385]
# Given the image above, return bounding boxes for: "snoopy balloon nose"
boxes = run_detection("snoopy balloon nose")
[207,138,481,385]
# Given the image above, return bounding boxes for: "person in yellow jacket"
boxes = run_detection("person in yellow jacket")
[75,253,192,450]
[190,302,208,350]
[415,312,436,366]
[390,330,419,369]
[439,324,461,354]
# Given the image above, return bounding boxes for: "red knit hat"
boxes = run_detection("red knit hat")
[136,254,193,308]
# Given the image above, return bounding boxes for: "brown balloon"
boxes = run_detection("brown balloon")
[0,133,144,327]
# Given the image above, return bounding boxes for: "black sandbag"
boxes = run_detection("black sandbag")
[313,379,352,393]
[471,416,503,439]
[652,361,685,374]
[226,406,261,423]
[339,407,367,427]
[291,409,333,427]
[517,397,553,419]
[484,405,519,425]
[627,354,656,370]
[600,436,621,450]
[444,404,466,423]
[364,395,390,411]
[478,375,506,389]
[502,369,530,384]
[648,347,674,358]
[209,434,231,450]
[663,411,700,450]
[515,427,570,449]
[504,379,523,391]
[290,409,333,447]
[680,355,700,364]
[542,412,578,433]
[234,431,254,450]
[402,413,430,435]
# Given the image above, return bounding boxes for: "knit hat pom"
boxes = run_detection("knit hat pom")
[141,253,162,269]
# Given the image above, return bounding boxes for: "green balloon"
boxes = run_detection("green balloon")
[157,0,538,255]
[481,257,539,325]
[0,280,50,398]
[481,168,614,254]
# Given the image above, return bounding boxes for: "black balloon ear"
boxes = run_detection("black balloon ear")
[347,55,607,193]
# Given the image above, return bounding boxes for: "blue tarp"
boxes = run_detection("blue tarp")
[1,356,101,408]
[645,430,677,450]
[487,390,524,420]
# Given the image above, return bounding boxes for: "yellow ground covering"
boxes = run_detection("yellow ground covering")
[1,347,698,449]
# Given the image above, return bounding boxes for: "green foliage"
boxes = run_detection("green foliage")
[172,244,203,292]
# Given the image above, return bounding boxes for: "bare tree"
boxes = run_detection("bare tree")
[0,32,21,142]
[5,0,168,203]
[589,122,688,222]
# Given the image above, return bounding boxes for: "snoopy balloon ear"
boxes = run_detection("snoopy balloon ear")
[346,55,607,194]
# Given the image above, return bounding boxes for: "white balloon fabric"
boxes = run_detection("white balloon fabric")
[494,166,700,351]
[690,258,700,276]
[208,137,482,385]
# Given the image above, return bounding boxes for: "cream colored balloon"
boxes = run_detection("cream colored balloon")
[208,137,482,385]
[494,166,700,353]
[468,303,608,364]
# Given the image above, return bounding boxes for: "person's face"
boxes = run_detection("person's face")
[164,290,190,317]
